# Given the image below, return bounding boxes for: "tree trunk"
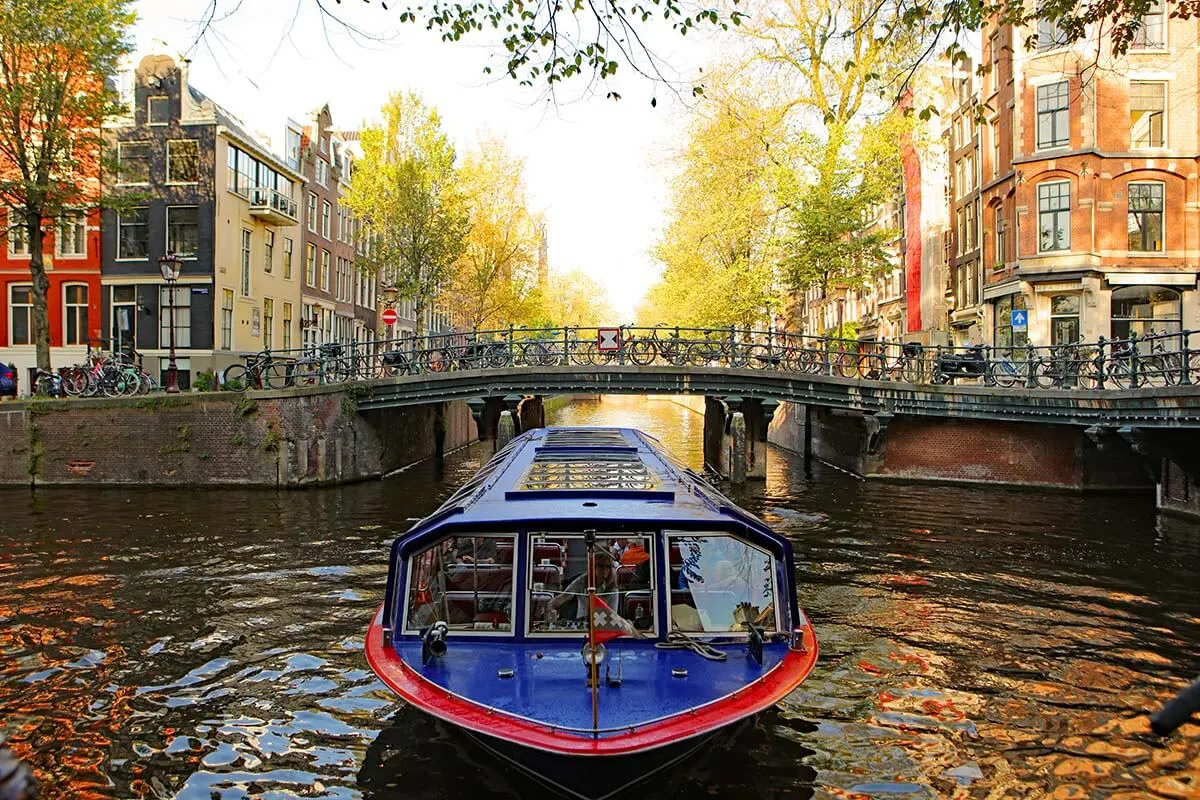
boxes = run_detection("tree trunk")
[414,296,426,339]
[28,213,51,372]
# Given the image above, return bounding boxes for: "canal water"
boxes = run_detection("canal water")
[2,396,1198,800]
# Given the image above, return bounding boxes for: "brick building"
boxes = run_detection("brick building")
[945,61,985,346]
[103,55,304,388]
[978,10,1200,348]
[0,207,103,385]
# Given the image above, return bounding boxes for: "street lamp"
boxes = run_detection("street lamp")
[158,252,182,394]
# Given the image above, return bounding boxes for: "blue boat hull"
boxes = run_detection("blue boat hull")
[464,726,719,800]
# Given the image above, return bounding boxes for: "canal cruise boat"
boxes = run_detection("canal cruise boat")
[366,427,819,799]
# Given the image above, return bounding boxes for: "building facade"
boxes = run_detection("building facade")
[945,62,985,346]
[977,10,1200,349]
[1,207,103,385]
[102,55,303,387]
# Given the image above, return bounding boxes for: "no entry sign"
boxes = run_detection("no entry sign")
[382,308,399,326]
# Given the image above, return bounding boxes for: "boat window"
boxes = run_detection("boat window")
[527,533,656,636]
[665,533,777,634]
[404,534,517,634]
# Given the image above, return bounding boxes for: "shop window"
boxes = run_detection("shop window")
[1111,286,1181,339]
[1050,294,1080,345]
[994,294,1028,352]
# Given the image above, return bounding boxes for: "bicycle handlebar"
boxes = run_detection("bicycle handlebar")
[1151,675,1200,736]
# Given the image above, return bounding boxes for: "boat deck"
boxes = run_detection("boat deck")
[391,639,790,736]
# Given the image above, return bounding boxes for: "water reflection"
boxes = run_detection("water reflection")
[0,394,1197,799]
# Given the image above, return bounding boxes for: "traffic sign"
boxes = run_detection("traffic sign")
[381,308,399,326]
[597,327,621,352]
[1011,309,1028,331]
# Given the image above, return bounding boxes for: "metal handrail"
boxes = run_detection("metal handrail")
[219,325,1200,393]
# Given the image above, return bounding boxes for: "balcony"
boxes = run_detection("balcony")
[248,186,298,225]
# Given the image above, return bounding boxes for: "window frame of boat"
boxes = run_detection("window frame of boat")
[663,531,782,636]
[401,532,520,638]
[524,532,659,638]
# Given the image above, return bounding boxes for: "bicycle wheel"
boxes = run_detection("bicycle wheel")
[140,372,159,394]
[988,359,1023,388]
[742,344,773,370]
[1076,358,1101,390]
[899,356,925,384]
[687,341,720,367]
[832,350,858,378]
[1107,358,1133,389]
[262,362,292,389]
[853,353,881,380]
[223,364,250,391]
[627,340,656,366]
[61,367,88,396]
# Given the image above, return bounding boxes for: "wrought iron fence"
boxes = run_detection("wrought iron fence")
[217,325,1200,392]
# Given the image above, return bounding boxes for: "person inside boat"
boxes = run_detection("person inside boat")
[453,536,498,564]
[543,550,622,626]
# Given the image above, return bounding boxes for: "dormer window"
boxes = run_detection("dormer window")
[148,96,171,125]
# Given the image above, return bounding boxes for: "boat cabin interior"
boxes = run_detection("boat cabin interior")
[402,531,782,640]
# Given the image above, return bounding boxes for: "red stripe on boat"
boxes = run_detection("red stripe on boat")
[365,606,820,756]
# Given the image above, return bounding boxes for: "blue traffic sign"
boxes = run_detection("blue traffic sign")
[1011,309,1028,331]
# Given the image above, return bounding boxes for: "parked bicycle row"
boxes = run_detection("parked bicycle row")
[27,341,158,398]
[210,325,1200,392]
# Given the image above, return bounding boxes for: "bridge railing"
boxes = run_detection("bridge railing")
[216,325,1200,392]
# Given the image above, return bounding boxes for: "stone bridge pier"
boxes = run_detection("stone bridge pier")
[703,396,779,483]
[466,395,547,454]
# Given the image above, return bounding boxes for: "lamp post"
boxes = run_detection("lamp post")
[158,252,182,393]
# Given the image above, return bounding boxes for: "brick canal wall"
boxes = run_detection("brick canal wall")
[0,391,475,488]
[767,401,1151,491]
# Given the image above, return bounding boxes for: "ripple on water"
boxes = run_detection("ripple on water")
[1,396,1198,799]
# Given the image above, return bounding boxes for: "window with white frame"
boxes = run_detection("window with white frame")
[117,207,149,259]
[264,229,274,273]
[167,140,200,183]
[282,302,293,349]
[321,201,331,239]
[8,209,29,256]
[241,230,252,297]
[316,159,329,187]
[305,243,316,287]
[1130,82,1166,149]
[63,284,88,346]
[263,297,274,350]
[57,211,86,256]
[1038,181,1071,252]
[321,249,331,292]
[1128,182,1165,252]
[307,193,317,232]
[166,206,198,258]
[1036,81,1069,149]
[1132,0,1166,48]
[1036,13,1068,51]
[994,206,1007,267]
[220,288,233,350]
[283,237,294,280]
[148,96,171,125]
[118,141,151,184]
[9,285,32,344]
[160,286,192,348]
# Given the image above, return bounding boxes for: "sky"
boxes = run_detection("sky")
[129,0,722,321]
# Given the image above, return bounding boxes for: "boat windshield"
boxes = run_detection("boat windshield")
[666,532,778,634]
[526,533,657,636]
[404,534,518,634]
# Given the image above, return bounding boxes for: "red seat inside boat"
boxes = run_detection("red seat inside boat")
[445,564,513,592]
[532,542,565,567]
[495,542,515,564]
[531,563,562,588]
[443,590,512,626]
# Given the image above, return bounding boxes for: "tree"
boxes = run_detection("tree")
[525,269,615,328]
[344,92,469,337]
[449,136,540,331]
[0,0,133,371]
[641,83,790,329]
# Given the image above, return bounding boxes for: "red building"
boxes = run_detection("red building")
[0,207,104,386]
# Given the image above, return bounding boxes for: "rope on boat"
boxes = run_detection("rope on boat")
[655,631,728,661]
